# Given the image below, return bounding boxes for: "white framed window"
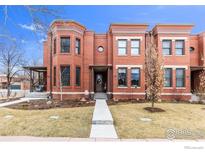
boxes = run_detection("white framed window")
[175,40,185,55]
[118,39,127,55]
[162,40,172,55]
[164,68,172,87]
[118,68,127,86]
[176,68,185,87]
[131,68,140,87]
[131,39,140,55]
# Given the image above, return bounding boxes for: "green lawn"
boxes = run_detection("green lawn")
[0,106,94,138]
[110,102,205,139]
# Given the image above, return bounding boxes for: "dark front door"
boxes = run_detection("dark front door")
[96,74,104,92]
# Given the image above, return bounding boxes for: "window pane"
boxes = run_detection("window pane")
[176,48,183,55]
[118,40,127,47]
[76,67,80,86]
[176,68,185,87]
[60,66,70,86]
[163,40,171,48]
[164,68,172,87]
[61,37,70,53]
[175,40,184,48]
[75,38,80,54]
[131,48,139,55]
[131,40,139,47]
[118,68,127,86]
[118,48,126,55]
[163,49,171,55]
[131,68,140,86]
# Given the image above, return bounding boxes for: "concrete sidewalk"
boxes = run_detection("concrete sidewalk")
[90,99,118,139]
[0,97,47,108]
[0,136,203,142]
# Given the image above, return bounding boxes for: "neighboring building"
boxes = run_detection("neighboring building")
[42,20,205,100]
[0,74,30,90]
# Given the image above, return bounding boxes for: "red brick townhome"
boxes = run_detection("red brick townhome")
[33,20,205,101]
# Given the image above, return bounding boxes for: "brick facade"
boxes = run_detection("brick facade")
[43,20,205,101]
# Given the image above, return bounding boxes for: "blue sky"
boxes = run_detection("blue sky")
[0,5,205,64]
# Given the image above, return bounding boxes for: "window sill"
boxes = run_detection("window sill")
[75,86,81,88]
[163,87,173,89]
[131,55,140,57]
[131,86,141,88]
[175,55,186,56]
[60,53,71,55]
[117,54,127,56]
[118,86,128,88]
[176,87,186,89]
[163,55,172,56]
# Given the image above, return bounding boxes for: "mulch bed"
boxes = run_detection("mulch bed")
[108,99,146,106]
[144,107,166,113]
[7,99,95,110]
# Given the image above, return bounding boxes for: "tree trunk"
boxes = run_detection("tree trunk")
[152,101,154,108]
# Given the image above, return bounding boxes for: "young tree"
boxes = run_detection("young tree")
[197,70,205,102]
[145,32,164,108]
[0,43,25,98]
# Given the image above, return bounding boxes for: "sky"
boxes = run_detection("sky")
[0,5,205,64]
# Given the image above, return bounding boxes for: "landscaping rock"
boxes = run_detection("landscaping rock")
[46,100,53,105]
[140,117,152,122]
[49,115,59,120]
[80,97,87,102]
[4,115,14,119]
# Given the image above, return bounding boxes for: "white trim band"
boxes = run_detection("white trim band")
[163,65,188,70]
[116,65,143,69]
[116,36,143,41]
[160,37,188,41]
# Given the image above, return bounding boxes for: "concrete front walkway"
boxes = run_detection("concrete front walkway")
[90,99,118,139]
[0,97,47,108]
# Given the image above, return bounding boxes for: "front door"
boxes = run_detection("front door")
[96,74,104,92]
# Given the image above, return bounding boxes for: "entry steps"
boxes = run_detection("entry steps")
[94,92,108,100]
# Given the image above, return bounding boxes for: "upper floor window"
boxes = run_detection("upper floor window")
[54,38,56,54]
[176,68,185,87]
[60,65,70,86]
[131,68,140,87]
[118,68,127,87]
[75,67,81,86]
[60,37,70,53]
[118,39,127,55]
[131,39,140,55]
[175,40,185,55]
[164,68,172,87]
[75,38,81,54]
[162,40,172,55]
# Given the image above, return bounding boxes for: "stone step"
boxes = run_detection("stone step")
[94,93,108,100]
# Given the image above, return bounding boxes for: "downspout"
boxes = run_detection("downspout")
[49,30,53,99]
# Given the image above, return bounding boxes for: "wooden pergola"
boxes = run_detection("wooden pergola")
[23,66,47,92]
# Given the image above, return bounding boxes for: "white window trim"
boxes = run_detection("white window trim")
[116,65,143,69]
[116,36,143,41]
[160,37,187,41]
[162,65,188,70]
